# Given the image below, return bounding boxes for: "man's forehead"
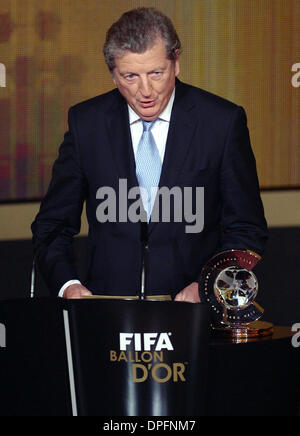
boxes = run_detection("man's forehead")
[117,64,168,75]
[114,39,169,67]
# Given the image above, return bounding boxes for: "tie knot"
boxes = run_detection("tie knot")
[142,119,156,132]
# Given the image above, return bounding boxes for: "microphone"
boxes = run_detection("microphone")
[30,220,68,298]
[139,222,148,300]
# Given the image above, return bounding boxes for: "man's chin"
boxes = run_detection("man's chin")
[138,108,159,121]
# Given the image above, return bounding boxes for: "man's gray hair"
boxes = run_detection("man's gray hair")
[103,7,181,72]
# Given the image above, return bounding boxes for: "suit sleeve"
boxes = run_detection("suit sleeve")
[31,107,88,295]
[219,106,268,255]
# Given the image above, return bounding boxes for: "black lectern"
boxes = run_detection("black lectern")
[0,298,210,416]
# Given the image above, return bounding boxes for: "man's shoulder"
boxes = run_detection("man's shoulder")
[69,87,121,115]
[176,80,241,113]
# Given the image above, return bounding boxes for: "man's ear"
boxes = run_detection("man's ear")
[174,59,180,77]
[174,49,180,77]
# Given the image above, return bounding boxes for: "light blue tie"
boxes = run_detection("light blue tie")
[136,119,162,219]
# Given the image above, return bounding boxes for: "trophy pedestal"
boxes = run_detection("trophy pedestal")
[212,321,274,341]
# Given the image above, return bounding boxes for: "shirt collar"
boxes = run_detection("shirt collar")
[128,88,175,125]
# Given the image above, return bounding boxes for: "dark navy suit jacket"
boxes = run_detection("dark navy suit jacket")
[32,79,268,297]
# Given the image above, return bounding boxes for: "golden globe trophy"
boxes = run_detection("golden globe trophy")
[198,250,274,341]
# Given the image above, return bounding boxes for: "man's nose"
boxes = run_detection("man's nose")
[139,76,152,97]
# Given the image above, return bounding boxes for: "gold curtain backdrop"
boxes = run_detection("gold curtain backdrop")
[0,0,299,201]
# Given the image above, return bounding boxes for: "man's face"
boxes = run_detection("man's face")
[113,38,180,121]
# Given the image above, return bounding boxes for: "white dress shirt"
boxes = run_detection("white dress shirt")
[58,88,175,297]
[128,88,175,161]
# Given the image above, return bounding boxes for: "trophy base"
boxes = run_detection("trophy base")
[212,321,274,341]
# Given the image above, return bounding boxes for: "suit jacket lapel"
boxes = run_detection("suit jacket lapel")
[104,92,138,190]
[149,80,198,232]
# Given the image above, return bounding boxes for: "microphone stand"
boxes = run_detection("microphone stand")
[140,222,148,300]
[30,257,37,299]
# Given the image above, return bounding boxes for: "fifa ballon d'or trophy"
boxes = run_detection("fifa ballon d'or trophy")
[198,250,274,340]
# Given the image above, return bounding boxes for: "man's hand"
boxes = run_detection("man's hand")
[63,283,93,299]
[174,282,200,303]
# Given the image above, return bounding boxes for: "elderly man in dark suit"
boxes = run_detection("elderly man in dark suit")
[32,8,268,301]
